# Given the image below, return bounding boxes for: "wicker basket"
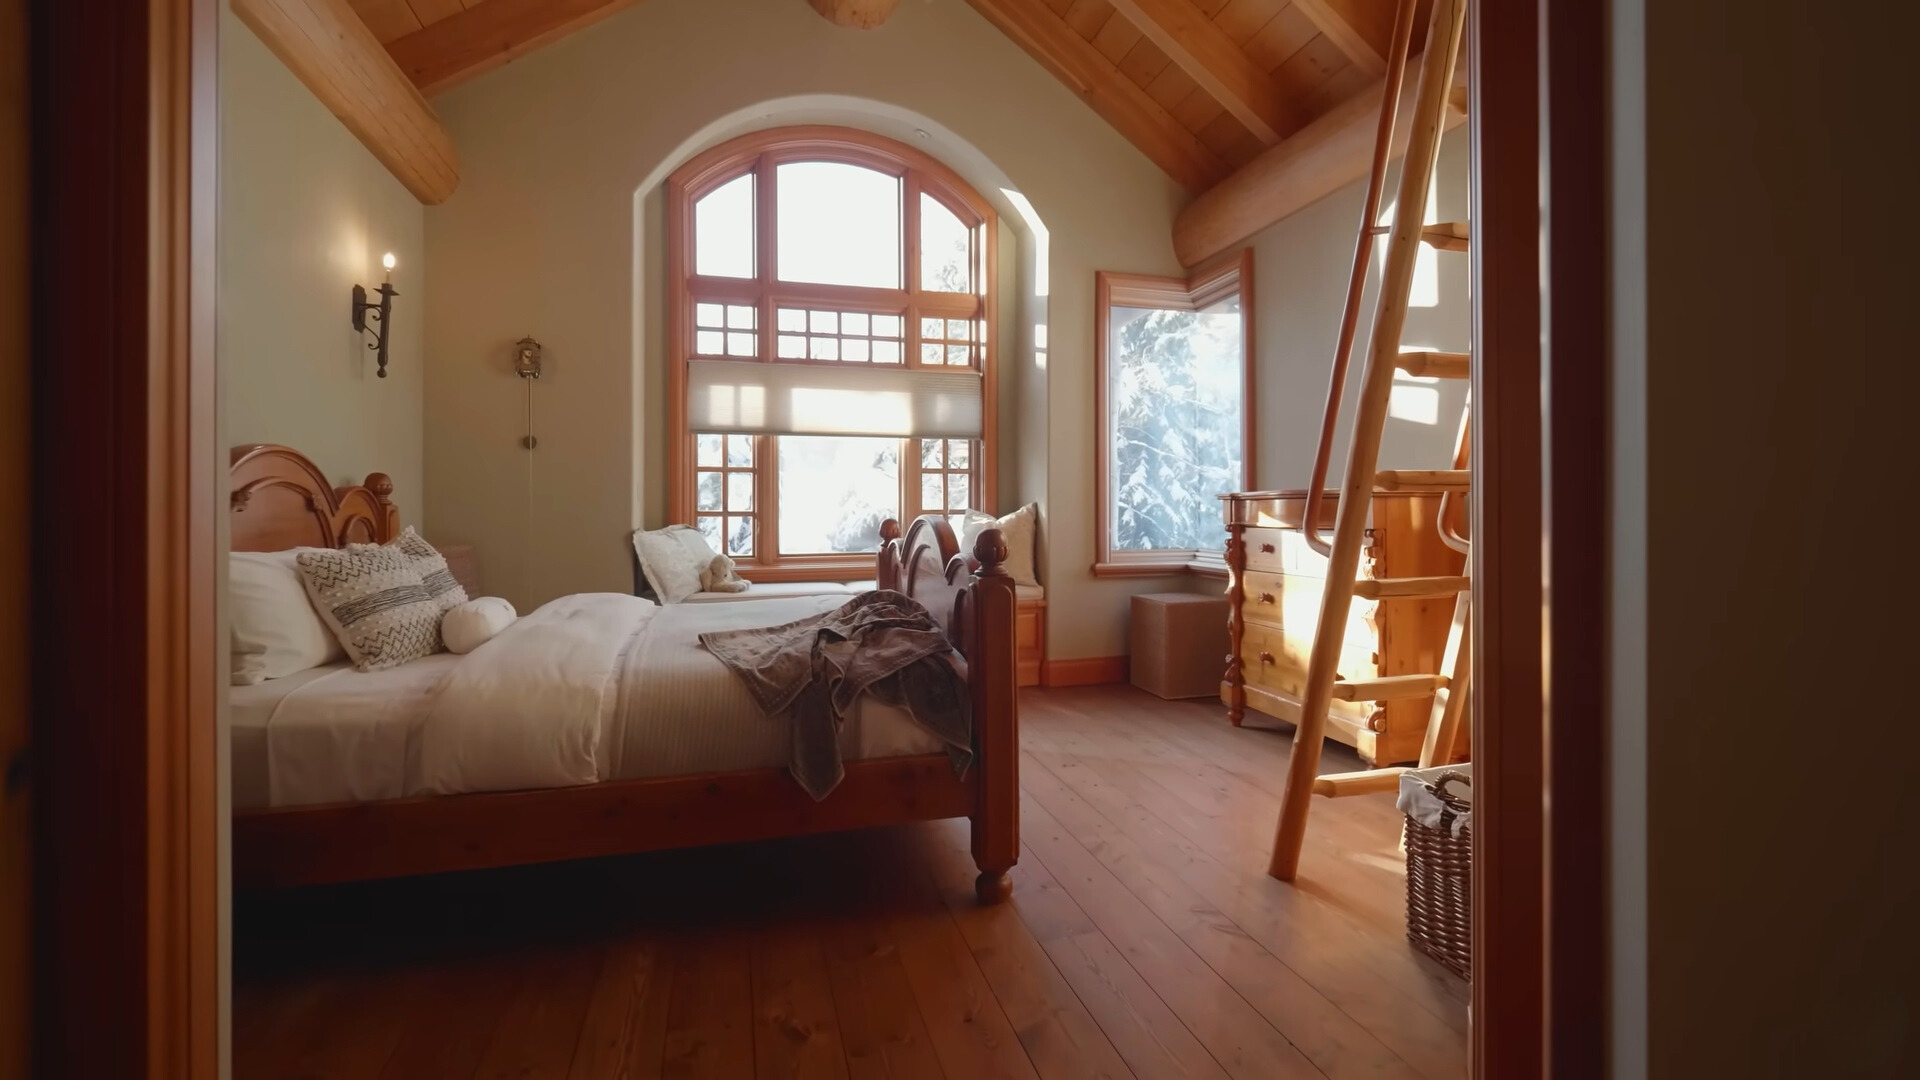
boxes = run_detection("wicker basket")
[1404,769,1472,979]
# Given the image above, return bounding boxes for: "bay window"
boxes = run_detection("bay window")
[667,128,997,579]
[1095,252,1254,574]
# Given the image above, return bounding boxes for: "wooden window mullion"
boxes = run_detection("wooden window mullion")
[755,434,776,566]
[900,439,920,530]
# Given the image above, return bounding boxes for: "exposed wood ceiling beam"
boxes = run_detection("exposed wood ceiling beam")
[1172,50,1466,266]
[966,0,1227,193]
[1104,0,1308,145]
[1291,0,1402,77]
[232,0,460,204]
[386,0,644,96]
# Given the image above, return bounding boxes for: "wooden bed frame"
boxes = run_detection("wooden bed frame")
[227,444,1021,903]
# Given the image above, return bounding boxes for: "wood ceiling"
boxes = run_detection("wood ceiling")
[288,0,1456,259]
[968,0,1427,191]
[345,0,644,95]
[342,0,1425,187]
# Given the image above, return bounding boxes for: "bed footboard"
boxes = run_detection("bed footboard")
[878,517,1020,902]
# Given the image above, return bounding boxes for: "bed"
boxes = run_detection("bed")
[227,444,1021,902]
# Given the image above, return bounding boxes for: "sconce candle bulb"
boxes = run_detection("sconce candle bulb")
[352,255,400,378]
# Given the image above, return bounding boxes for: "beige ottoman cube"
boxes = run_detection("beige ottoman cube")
[1130,592,1230,700]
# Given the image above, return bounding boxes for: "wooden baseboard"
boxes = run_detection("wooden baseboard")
[1041,656,1130,687]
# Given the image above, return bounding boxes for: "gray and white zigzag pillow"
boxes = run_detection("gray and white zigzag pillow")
[296,545,443,671]
[351,526,469,614]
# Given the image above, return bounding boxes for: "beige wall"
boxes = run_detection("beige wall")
[220,6,427,525]
[424,0,1188,659]
[1609,0,1911,1074]
[1244,132,1469,488]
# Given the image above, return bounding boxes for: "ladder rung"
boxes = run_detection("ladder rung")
[1375,469,1470,493]
[1421,222,1470,251]
[1329,674,1447,702]
[1395,350,1470,379]
[1312,768,1409,798]
[1353,575,1471,600]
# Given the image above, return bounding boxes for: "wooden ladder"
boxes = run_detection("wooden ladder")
[1266,0,1472,882]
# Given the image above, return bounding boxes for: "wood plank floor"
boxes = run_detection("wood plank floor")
[233,685,1468,1079]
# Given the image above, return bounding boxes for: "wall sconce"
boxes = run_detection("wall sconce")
[515,337,543,451]
[351,253,399,378]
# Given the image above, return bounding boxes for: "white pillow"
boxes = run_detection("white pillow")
[962,503,1040,587]
[229,550,343,685]
[441,597,517,654]
[632,524,720,604]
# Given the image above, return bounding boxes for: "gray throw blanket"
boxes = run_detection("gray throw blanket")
[698,590,972,800]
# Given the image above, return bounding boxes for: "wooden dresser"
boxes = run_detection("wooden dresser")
[1219,489,1464,766]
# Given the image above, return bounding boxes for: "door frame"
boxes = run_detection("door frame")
[31,0,220,1076]
[1471,0,1610,1075]
[1536,0,1610,1071]
[19,0,1614,1074]
[1468,0,1545,1072]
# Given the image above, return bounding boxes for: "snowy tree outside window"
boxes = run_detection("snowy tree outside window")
[1107,294,1245,553]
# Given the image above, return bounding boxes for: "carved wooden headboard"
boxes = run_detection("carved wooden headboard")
[229,444,400,552]
[877,515,1010,656]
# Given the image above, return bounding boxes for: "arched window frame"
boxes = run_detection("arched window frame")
[666,126,999,580]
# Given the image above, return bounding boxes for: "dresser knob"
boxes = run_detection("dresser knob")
[1258,651,1275,666]
[1257,592,1275,604]
[1260,542,1275,554]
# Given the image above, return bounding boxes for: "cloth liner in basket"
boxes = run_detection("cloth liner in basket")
[1398,764,1472,979]
[1397,763,1472,834]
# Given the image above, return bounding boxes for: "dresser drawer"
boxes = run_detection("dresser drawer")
[1241,528,1289,573]
[1238,624,1375,726]
[1241,527,1339,577]
[1239,568,1379,649]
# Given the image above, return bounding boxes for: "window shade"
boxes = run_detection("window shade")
[687,359,983,438]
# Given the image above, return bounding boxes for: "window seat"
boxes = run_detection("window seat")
[681,581,1044,604]
[679,580,875,604]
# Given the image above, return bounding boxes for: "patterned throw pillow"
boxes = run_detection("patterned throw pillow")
[351,526,469,613]
[295,545,443,671]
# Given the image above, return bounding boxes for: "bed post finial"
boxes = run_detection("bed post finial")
[972,527,1009,575]
[877,519,903,592]
[365,473,393,504]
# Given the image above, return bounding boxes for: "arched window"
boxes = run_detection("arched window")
[667,127,997,579]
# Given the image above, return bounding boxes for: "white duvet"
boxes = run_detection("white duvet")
[254,593,944,808]
[414,592,648,795]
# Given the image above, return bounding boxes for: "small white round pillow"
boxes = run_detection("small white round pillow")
[441,596,517,654]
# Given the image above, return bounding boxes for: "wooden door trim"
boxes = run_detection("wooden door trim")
[1470,0,1609,1072]
[1468,0,1545,1073]
[1538,0,1610,1072]
[31,0,220,1076]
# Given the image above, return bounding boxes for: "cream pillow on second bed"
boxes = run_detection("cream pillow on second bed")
[633,524,723,604]
[442,597,517,654]
[961,503,1040,587]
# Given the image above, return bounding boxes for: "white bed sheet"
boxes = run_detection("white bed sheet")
[231,594,945,810]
